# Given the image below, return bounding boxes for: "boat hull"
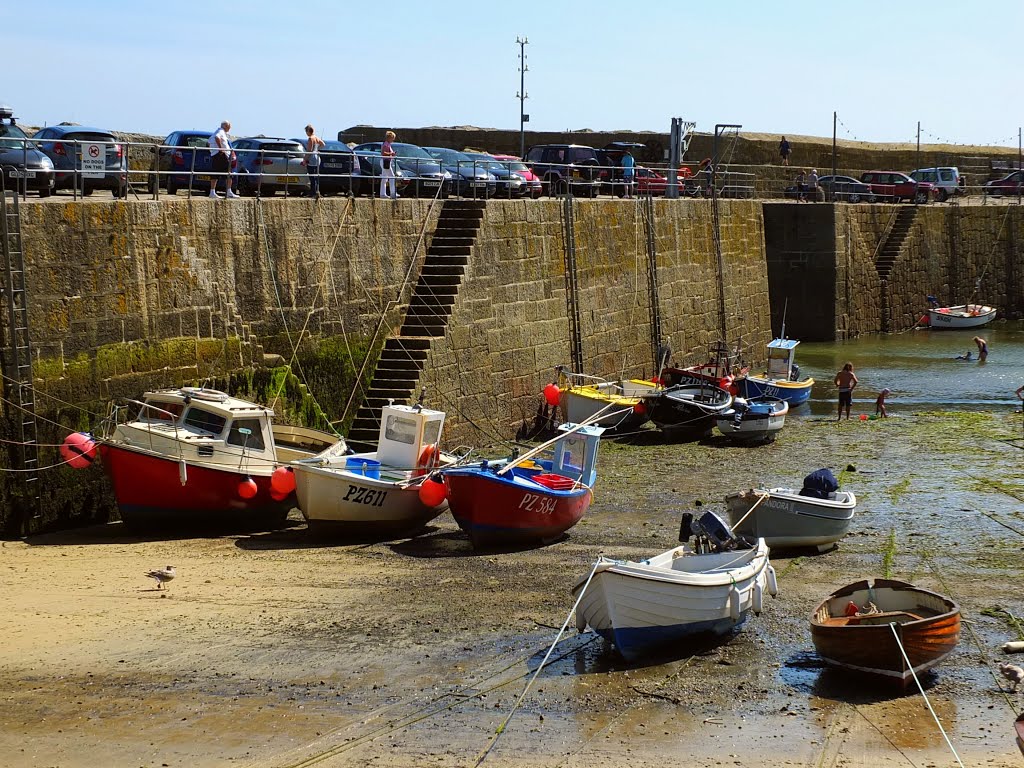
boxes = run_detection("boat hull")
[726,488,856,551]
[444,468,591,548]
[98,442,292,528]
[562,381,654,431]
[927,305,996,329]
[810,578,960,685]
[643,385,733,438]
[573,540,774,662]
[715,398,788,443]
[292,463,447,536]
[737,376,813,405]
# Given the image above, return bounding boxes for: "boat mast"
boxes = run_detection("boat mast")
[779,297,788,340]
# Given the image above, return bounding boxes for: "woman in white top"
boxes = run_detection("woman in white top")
[303,124,325,198]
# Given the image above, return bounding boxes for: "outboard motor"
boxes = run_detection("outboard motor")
[694,510,739,551]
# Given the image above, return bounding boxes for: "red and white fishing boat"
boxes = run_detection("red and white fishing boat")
[62,387,338,529]
[442,423,605,549]
[660,341,739,394]
[926,303,997,329]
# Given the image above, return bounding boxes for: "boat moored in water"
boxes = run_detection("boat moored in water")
[926,304,997,329]
[735,338,814,405]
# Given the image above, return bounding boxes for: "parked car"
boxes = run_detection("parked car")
[490,154,543,198]
[33,125,127,197]
[353,142,451,198]
[232,137,308,196]
[290,138,359,196]
[0,106,54,197]
[595,141,647,196]
[859,171,935,203]
[352,150,412,197]
[150,129,219,195]
[423,147,495,198]
[785,175,872,203]
[457,153,528,198]
[524,143,601,197]
[910,167,963,202]
[982,170,1024,197]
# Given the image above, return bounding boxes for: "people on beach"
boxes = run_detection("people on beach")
[973,336,988,361]
[875,388,890,418]
[208,120,238,199]
[380,130,398,199]
[621,147,635,198]
[779,136,791,166]
[302,124,325,199]
[834,362,858,421]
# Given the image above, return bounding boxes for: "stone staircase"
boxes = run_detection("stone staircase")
[346,199,486,445]
[873,206,918,281]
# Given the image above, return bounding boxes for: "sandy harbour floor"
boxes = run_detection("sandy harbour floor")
[2,409,1023,768]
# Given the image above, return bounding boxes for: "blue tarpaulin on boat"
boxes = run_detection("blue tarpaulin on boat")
[800,468,838,499]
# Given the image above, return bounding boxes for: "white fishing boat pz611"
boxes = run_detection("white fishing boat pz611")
[572,511,777,663]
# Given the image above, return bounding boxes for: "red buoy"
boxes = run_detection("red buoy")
[238,477,258,499]
[632,401,646,414]
[418,475,447,507]
[60,432,97,469]
[543,383,561,406]
[270,466,296,495]
[269,487,288,502]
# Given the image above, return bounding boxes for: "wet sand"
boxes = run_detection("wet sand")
[2,408,1023,767]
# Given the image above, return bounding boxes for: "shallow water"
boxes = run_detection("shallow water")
[790,321,1024,416]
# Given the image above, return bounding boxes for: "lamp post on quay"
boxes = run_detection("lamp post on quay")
[517,36,529,158]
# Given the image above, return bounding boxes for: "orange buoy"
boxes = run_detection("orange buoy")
[418,474,447,507]
[270,466,296,495]
[61,432,98,469]
[238,477,258,499]
[415,443,440,477]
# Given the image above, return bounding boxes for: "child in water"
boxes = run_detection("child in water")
[955,350,974,360]
[875,388,891,418]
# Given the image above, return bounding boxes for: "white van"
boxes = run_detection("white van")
[910,167,963,202]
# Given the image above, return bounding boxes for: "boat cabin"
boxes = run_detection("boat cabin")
[765,339,800,382]
[376,403,445,470]
[549,423,605,488]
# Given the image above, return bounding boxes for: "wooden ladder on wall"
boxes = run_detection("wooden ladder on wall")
[346,199,486,446]
[0,183,40,532]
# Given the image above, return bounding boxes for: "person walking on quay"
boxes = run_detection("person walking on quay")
[380,130,398,199]
[208,120,238,199]
[834,362,858,421]
[621,147,635,199]
[973,336,988,361]
[779,136,791,166]
[302,124,325,199]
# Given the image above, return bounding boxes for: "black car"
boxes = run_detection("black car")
[595,141,646,196]
[460,154,529,199]
[353,142,451,198]
[291,139,359,196]
[524,143,601,197]
[423,146,494,198]
[0,107,54,197]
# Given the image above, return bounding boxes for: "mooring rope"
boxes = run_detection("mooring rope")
[888,623,964,767]
[472,559,602,768]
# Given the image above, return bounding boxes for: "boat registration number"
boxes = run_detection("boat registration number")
[518,492,558,516]
[342,484,387,507]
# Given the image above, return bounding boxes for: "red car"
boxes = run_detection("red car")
[859,171,935,203]
[983,170,1024,197]
[491,154,543,198]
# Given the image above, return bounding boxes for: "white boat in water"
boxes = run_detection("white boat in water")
[572,511,777,662]
[927,304,997,329]
[292,400,453,536]
[725,485,857,552]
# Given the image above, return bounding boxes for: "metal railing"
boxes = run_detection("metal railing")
[5,134,1024,205]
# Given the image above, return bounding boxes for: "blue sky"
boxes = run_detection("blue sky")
[3,1,1021,147]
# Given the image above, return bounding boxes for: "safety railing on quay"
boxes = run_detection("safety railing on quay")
[3,135,1023,206]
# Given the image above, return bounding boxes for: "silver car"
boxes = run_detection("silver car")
[232,137,309,196]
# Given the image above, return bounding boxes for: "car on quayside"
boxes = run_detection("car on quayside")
[982,170,1024,197]
[290,138,360,197]
[524,143,601,197]
[454,152,529,199]
[351,150,413,197]
[32,124,128,197]
[353,141,452,198]
[423,146,496,199]
[490,154,543,198]
[909,167,963,202]
[784,175,872,203]
[858,171,935,203]
[149,129,220,195]
[0,105,54,197]
[231,136,309,197]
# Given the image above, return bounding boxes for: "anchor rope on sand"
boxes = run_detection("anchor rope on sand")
[888,623,964,768]
[471,559,602,768]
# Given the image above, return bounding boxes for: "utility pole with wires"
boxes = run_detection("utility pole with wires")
[516,36,529,159]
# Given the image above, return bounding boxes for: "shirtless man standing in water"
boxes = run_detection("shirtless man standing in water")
[834,362,858,421]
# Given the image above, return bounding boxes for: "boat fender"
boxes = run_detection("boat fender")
[60,432,97,469]
[767,565,778,597]
[415,443,440,477]
[729,584,741,621]
[178,459,188,486]
[753,581,764,614]
[1003,641,1024,654]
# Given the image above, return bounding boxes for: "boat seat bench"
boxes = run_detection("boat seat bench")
[825,610,923,626]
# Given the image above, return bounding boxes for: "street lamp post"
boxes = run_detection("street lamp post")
[517,36,529,159]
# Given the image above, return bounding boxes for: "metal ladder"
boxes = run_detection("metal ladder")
[641,195,663,373]
[0,182,41,531]
[561,194,583,374]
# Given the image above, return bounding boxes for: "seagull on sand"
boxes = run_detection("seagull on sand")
[999,662,1024,692]
[145,565,176,590]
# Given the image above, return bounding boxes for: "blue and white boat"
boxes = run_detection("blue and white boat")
[715,396,789,443]
[735,338,813,405]
[571,512,777,662]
